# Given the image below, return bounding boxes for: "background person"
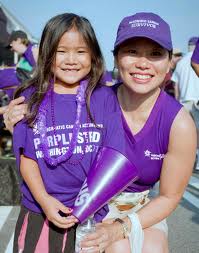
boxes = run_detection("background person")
[0,30,39,102]
[0,30,38,156]
[7,30,38,68]
[171,36,199,172]
[161,48,183,98]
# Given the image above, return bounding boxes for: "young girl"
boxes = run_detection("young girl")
[12,13,124,253]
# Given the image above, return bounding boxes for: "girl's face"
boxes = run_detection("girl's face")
[116,37,171,95]
[53,28,92,89]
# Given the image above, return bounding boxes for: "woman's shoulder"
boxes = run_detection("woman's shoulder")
[171,107,196,135]
[161,91,183,116]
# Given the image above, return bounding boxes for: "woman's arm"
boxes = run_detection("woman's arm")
[3,96,27,133]
[20,155,77,228]
[80,108,196,250]
[135,108,196,228]
[0,105,7,115]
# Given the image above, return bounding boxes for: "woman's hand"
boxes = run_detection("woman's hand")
[80,219,121,253]
[3,96,27,133]
[40,194,78,229]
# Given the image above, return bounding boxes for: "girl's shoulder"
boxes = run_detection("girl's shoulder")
[20,86,35,100]
[91,85,119,111]
[94,84,116,95]
[92,84,117,101]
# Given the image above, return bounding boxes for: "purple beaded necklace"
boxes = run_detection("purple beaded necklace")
[37,79,88,166]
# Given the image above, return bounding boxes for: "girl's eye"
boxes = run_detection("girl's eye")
[77,50,86,54]
[57,50,65,54]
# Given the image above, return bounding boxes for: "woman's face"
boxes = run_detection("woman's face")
[116,37,171,95]
[53,27,92,89]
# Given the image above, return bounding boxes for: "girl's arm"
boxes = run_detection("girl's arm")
[20,154,78,228]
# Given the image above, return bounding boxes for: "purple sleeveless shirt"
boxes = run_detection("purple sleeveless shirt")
[117,89,183,192]
[13,85,125,221]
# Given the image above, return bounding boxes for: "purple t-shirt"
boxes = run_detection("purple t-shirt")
[192,39,199,64]
[13,85,125,220]
[121,90,182,192]
[0,68,20,89]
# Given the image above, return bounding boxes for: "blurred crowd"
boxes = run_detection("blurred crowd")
[0,30,38,156]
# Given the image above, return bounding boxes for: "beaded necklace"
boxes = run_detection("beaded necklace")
[37,79,88,166]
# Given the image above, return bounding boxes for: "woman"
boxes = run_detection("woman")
[4,12,196,253]
[79,12,196,253]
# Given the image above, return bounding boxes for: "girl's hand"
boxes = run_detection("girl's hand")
[3,96,27,133]
[40,194,78,229]
[80,220,118,253]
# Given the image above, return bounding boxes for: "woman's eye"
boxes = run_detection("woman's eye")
[151,51,162,57]
[128,49,137,54]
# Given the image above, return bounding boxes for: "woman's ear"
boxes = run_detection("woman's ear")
[166,60,171,74]
[114,57,118,69]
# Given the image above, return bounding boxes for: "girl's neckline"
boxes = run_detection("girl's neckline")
[53,90,77,101]
[115,85,165,142]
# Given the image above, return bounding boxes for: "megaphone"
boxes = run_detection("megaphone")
[72,147,139,223]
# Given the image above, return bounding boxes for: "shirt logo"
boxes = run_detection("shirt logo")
[129,19,159,29]
[33,122,39,135]
[144,150,165,160]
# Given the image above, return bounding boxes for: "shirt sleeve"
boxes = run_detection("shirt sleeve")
[191,39,199,64]
[13,120,37,171]
[102,89,126,156]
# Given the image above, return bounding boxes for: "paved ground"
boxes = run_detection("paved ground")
[168,199,199,253]
[0,173,199,253]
